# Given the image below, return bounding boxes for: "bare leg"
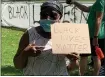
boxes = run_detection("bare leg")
[79,56,88,76]
[93,56,101,76]
[67,60,79,71]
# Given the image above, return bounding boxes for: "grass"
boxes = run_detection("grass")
[1,26,93,76]
[1,26,25,76]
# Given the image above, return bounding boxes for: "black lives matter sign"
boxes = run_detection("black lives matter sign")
[51,23,91,54]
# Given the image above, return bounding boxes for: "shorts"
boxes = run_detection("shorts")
[99,65,105,76]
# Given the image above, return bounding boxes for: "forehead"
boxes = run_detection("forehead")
[41,7,59,13]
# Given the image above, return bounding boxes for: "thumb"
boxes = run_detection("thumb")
[31,40,36,46]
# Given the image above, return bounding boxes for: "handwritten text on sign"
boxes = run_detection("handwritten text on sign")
[51,23,91,54]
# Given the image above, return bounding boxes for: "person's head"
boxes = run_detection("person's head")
[40,0,63,21]
[40,0,63,32]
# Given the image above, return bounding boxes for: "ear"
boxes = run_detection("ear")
[55,13,61,22]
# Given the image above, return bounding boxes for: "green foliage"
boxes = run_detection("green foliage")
[1,27,25,76]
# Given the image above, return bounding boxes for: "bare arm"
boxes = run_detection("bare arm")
[13,31,29,69]
[94,12,103,36]
[13,29,44,69]
[73,2,91,12]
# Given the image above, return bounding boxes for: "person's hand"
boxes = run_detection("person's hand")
[66,52,79,60]
[66,0,76,4]
[92,38,99,46]
[23,41,44,57]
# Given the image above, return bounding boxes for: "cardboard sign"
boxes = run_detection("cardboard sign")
[51,23,91,54]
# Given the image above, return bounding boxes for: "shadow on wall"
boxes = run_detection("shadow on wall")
[1,65,23,76]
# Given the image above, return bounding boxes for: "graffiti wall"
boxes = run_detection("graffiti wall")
[1,2,92,29]
[2,3,30,28]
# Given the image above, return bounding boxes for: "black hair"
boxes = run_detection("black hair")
[41,0,63,18]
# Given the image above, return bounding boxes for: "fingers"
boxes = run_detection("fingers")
[32,46,37,53]
[35,46,45,50]
[71,52,78,55]
[31,40,36,46]
[29,40,37,51]
[27,44,36,53]
[29,40,45,52]
[70,52,79,57]
[68,52,79,60]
